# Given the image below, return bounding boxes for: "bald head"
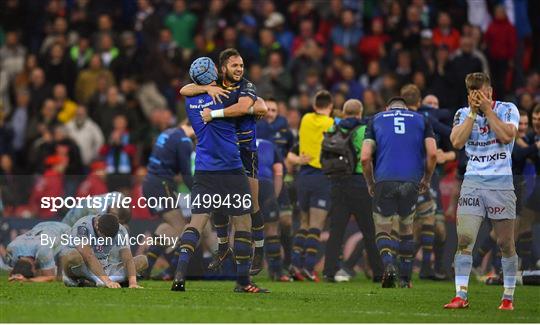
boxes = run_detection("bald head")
[342,99,363,118]
[422,94,439,109]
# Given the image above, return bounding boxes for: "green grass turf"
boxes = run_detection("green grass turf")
[1,274,539,323]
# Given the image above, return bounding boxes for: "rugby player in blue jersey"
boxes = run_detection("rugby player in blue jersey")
[361,97,437,289]
[180,49,268,276]
[171,57,268,293]
[445,72,520,310]
[141,123,194,279]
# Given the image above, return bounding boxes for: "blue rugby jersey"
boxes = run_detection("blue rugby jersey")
[365,108,434,183]
[220,78,258,152]
[453,101,519,190]
[147,127,193,188]
[256,138,282,182]
[256,115,294,159]
[185,93,242,171]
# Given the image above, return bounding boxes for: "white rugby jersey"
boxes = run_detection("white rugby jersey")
[453,101,519,190]
[5,222,71,270]
[70,215,129,265]
[62,192,124,227]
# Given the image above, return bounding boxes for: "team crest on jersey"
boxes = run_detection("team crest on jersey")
[479,124,490,135]
[198,98,204,104]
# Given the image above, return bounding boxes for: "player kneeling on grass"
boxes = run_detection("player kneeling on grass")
[3,222,71,282]
[445,72,520,310]
[61,213,147,288]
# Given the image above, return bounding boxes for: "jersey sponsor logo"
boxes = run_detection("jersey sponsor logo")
[468,152,507,162]
[458,197,480,207]
[467,139,498,147]
[487,206,505,214]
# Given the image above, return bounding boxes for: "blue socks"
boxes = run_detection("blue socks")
[234,231,252,286]
[304,228,321,272]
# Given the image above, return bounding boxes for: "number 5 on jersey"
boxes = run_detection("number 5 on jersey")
[394,117,405,134]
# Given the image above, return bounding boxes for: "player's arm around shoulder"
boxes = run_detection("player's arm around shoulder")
[180,83,230,103]
[450,107,475,149]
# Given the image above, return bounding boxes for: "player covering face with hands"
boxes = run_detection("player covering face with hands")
[446,72,519,310]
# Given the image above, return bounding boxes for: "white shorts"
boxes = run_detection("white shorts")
[102,261,127,279]
[457,187,516,220]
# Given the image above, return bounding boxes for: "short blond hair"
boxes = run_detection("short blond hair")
[465,72,491,92]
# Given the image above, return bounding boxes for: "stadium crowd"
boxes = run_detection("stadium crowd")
[0,0,539,285]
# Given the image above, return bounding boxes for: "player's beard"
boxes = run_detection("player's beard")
[224,69,242,84]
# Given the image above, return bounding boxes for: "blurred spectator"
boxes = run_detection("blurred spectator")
[41,43,77,97]
[69,36,94,70]
[262,51,292,101]
[29,155,67,219]
[361,89,382,117]
[96,34,119,69]
[100,114,136,191]
[111,31,145,81]
[432,12,460,53]
[265,12,294,56]
[290,39,324,92]
[292,19,317,57]
[0,31,26,112]
[40,16,69,56]
[134,0,162,48]
[13,54,38,91]
[76,160,108,197]
[467,0,491,32]
[0,154,30,210]
[165,0,197,57]
[394,50,413,87]
[299,68,323,99]
[7,88,30,163]
[52,83,77,123]
[26,99,59,147]
[331,64,363,100]
[447,36,483,109]
[249,63,273,99]
[75,54,115,104]
[358,17,389,64]
[93,14,117,49]
[65,105,105,166]
[28,68,53,117]
[130,166,152,220]
[259,27,282,65]
[330,9,363,59]
[484,5,517,99]
[400,4,423,50]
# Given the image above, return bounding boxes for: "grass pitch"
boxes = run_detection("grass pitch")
[1,274,539,323]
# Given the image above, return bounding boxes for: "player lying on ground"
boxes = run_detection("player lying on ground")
[3,222,70,282]
[61,213,146,288]
[445,72,519,310]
